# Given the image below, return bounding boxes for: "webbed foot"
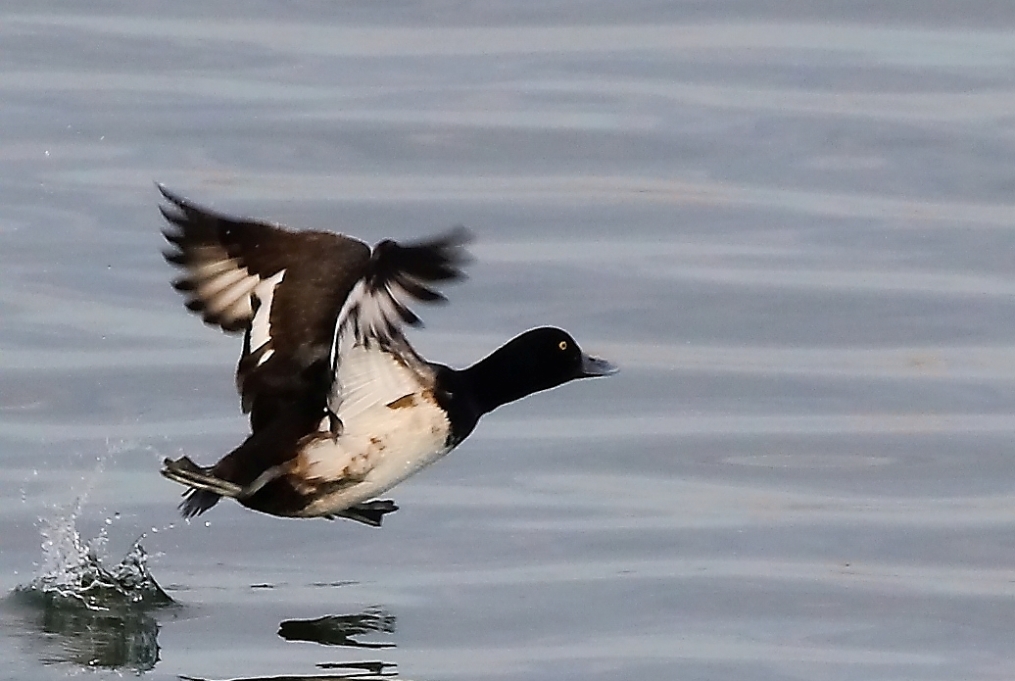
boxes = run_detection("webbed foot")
[161,456,242,497]
[328,500,398,527]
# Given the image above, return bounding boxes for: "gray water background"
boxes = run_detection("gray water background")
[1,2,1015,679]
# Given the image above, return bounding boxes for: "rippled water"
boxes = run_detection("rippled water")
[2,2,1015,680]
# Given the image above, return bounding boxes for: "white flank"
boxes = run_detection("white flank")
[330,342,422,421]
[298,344,449,516]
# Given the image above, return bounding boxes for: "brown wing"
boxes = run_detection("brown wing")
[159,185,371,429]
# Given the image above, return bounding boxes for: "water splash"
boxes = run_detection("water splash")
[10,492,173,671]
[20,499,171,611]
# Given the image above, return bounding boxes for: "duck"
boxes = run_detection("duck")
[157,185,617,526]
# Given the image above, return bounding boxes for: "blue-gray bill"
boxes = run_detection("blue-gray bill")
[581,354,619,377]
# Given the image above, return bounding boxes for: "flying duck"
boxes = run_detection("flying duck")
[157,186,617,526]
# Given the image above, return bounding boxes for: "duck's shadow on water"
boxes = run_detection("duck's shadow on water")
[172,606,399,681]
[248,608,400,680]
[173,606,401,680]
[278,607,397,650]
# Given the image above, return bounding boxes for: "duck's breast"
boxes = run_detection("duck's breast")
[295,391,453,517]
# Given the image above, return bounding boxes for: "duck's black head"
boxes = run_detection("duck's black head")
[454,326,617,420]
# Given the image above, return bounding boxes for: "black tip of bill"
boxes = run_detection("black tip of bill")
[580,353,619,377]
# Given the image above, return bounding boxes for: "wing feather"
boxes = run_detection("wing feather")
[158,185,371,429]
[329,227,471,364]
[158,185,471,443]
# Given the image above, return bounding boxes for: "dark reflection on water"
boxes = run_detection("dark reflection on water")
[316,660,396,675]
[182,670,395,681]
[5,590,163,672]
[4,505,174,673]
[266,608,398,680]
[6,1,1015,679]
[278,607,396,649]
[175,608,399,681]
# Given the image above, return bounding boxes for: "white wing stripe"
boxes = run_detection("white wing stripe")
[250,270,285,363]
[197,267,251,299]
[204,277,258,316]
[192,258,238,280]
[221,296,252,326]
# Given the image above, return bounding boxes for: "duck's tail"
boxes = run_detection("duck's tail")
[161,456,242,518]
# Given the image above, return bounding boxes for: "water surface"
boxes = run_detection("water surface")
[2,2,1015,680]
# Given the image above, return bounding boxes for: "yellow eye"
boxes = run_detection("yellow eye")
[558,341,568,350]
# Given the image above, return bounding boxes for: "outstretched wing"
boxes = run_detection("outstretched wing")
[159,185,371,428]
[331,228,471,352]
[159,185,471,437]
[327,227,471,416]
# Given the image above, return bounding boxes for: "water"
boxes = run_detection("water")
[7,500,171,673]
[2,2,1015,680]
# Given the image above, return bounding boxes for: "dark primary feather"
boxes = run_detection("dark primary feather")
[340,227,472,346]
[160,189,308,333]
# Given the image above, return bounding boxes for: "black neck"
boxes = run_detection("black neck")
[458,338,566,415]
[432,330,588,446]
[458,356,527,417]
[433,351,551,444]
